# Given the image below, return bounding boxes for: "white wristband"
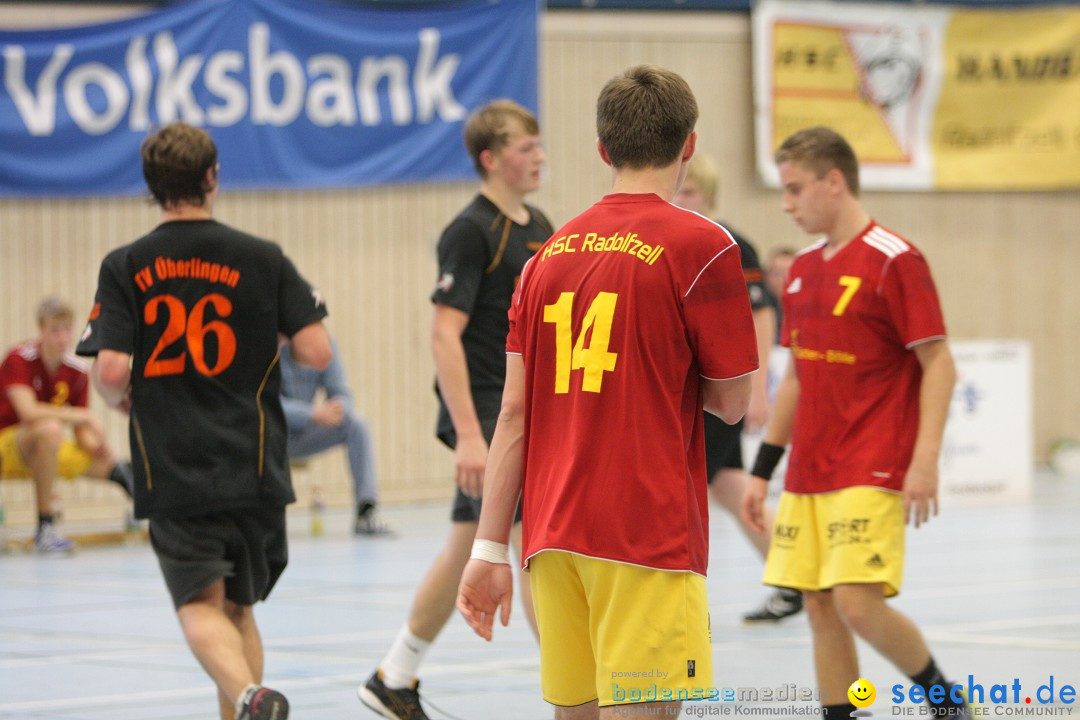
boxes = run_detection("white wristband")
[470,539,511,565]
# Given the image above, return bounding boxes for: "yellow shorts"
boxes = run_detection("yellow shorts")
[763,486,905,597]
[0,426,93,479]
[529,550,715,707]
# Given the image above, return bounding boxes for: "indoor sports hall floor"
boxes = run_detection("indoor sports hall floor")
[2,472,1078,720]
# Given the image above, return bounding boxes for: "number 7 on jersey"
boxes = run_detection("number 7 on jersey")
[543,291,619,394]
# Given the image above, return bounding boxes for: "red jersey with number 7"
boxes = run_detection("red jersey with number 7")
[780,221,947,495]
[507,193,758,576]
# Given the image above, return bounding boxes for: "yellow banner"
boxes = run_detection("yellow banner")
[753,1,1080,190]
[933,9,1080,189]
[771,22,912,165]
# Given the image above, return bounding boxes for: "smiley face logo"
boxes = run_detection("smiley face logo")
[848,678,876,708]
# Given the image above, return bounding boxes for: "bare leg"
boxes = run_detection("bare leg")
[16,419,63,520]
[832,583,931,676]
[804,590,859,705]
[556,700,598,720]
[215,600,263,720]
[708,468,773,557]
[407,521,477,640]
[175,579,260,720]
[74,420,117,479]
[600,702,681,719]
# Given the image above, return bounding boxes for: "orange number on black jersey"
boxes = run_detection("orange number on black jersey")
[543,291,618,394]
[144,295,187,377]
[143,293,237,378]
[832,276,862,316]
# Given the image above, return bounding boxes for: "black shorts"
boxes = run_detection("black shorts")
[440,413,524,524]
[149,505,288,609]
[704,412,745,482]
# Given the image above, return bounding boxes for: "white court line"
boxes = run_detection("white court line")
[705,575,1080,616]
[924,632,1080,651]
[13,612,1073,676]
[924,613,1080,634]
[0,657,540,713]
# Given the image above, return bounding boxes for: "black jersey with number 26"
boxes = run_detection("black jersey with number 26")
[77,220,328,519]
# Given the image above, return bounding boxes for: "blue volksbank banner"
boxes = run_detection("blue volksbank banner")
[0,0,538,197]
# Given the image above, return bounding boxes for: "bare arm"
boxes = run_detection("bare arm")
[746,304,777,431]
[742,358,799,533]
[903,339,957,528]
[475,355,526,545]
[702,373,753,426]
[457,354,525,641]
[289,321,332,371]
[92,350,133,410]
[760,358,798,449]
[432,303,487,497]
[6,384,95,425]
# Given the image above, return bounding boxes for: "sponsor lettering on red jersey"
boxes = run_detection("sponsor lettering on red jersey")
[507,194,758,576]
[780,221,947,494]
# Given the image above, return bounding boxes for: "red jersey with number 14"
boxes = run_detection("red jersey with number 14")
[781,221,946,494]
[507,194,758,576]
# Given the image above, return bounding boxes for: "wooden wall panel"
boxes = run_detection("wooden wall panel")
[1,8,1076,527]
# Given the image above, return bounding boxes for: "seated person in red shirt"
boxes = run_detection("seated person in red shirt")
[0,297,132,553]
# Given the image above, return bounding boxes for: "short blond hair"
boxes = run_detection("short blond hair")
[684,154,719,215]
[37,296,73,326]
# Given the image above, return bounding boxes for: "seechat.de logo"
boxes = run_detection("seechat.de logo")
[849,678,876,708]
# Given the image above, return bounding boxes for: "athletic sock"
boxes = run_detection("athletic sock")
[109,462,135,498]
[379,625,431,689]
[910,657,965,714]
[822,702,857,718]
[357,501,375,517]
[778,587,802,601]
[38,513,56,530]
[235,683,260,719]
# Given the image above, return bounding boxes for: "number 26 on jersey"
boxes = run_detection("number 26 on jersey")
[143,293,237,378]
[543,291,618,394]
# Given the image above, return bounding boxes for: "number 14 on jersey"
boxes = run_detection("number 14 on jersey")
[542,291,618,394]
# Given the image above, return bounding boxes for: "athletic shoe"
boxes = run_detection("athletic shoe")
[358,670,430,719]
[236,686,289,720]
[34,524,76,554]
[354,508,394,537]
[742,587,803,623]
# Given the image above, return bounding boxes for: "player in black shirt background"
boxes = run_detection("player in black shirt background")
[78,122,330,720]
[360,100,552,720]
[674,154,804,624]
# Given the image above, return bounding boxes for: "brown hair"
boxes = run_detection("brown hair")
[463,100,539,178]
[774,126,860,196]
[597,65,698,169]
[141,122,218,208]
[36,296,73,326]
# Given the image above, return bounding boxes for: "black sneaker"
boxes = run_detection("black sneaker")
[358,670,430,720]
[354,508,395,537]
[743,588,803,623]
[236,686,289,720]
